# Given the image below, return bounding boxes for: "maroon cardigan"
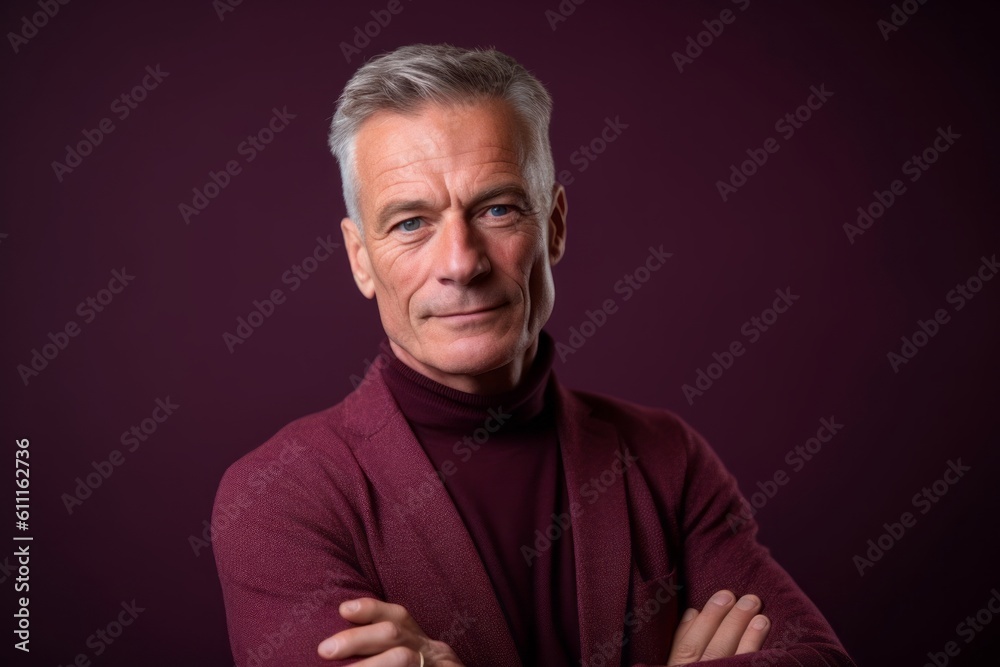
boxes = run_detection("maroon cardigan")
[212,358,855,666]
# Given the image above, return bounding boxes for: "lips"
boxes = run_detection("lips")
[435,303,506,317]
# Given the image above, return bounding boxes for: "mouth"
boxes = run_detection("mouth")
[434,303,507,318]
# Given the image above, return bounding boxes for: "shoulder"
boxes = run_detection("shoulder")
[557,383,737,483]
[218,360,398,490]
[562,384,700,453]
[213,391,372,515]
[210,393,379,569]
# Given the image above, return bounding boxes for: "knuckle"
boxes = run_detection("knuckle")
[427,638,452,654]
[384,645,412,666]
[375,620,404,641]
[672,642,701,662]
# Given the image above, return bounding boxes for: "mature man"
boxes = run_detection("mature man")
[212,44,855,666]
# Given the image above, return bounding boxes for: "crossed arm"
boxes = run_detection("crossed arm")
[214,420,854,666]
[315,590,772,665]
[308,423,855,665]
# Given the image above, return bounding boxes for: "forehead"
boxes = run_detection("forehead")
[353,99,528,190]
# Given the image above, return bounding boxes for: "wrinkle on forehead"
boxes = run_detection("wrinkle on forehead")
[361,100,523,160]
[376,157,521,196]
[371,158,527,228]
[372,146,521,181]
[354,99,532,219]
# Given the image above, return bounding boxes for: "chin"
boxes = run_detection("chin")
[428,328,523,376]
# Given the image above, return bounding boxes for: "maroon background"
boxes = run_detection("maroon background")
[2,0,998,665]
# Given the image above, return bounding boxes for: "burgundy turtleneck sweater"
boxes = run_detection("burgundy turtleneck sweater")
[378,331,581,666]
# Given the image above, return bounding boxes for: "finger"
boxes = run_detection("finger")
[339,597,410,624]
[701,594,762,660]
[333,645,423,666]
[735,615,771,654]
[667,590,736,665]
[318,620,409,660]
[671,607,699,644]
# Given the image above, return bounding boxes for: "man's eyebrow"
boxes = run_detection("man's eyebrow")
[375,198,433,233]
[466,183,533,212]
[374,183,533,232]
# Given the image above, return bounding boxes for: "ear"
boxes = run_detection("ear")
[547,183,568,266]
[340,217,376,299]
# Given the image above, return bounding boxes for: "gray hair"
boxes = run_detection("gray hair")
[327,43,555,233]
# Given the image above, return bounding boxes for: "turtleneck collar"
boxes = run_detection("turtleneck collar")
[379,329,556,433]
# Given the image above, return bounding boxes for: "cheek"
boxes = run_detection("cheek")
[499,228,546,276]
[521,240,553,298]
[527,259,555,309]
[370,248,423,316]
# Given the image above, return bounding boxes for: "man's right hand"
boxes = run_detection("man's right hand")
[317,597,464,666]
[666,590,770,665]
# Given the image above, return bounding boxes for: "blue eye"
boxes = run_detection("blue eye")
[398,218,422,232]
[488,205,510,217]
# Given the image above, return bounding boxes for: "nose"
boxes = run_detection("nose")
[433,214,490,285]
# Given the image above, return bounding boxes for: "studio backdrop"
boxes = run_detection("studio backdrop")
[1,0,998,665]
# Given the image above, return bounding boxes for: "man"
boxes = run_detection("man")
[212,44,855,666]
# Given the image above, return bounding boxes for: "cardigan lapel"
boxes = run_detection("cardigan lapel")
[339,364,521,667]
[555,383,632,667]
[335,359,631,665]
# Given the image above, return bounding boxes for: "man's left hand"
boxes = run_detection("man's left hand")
[666,590,770,664]
[317,597,465,666]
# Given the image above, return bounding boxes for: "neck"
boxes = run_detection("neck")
[388,337,540,395]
